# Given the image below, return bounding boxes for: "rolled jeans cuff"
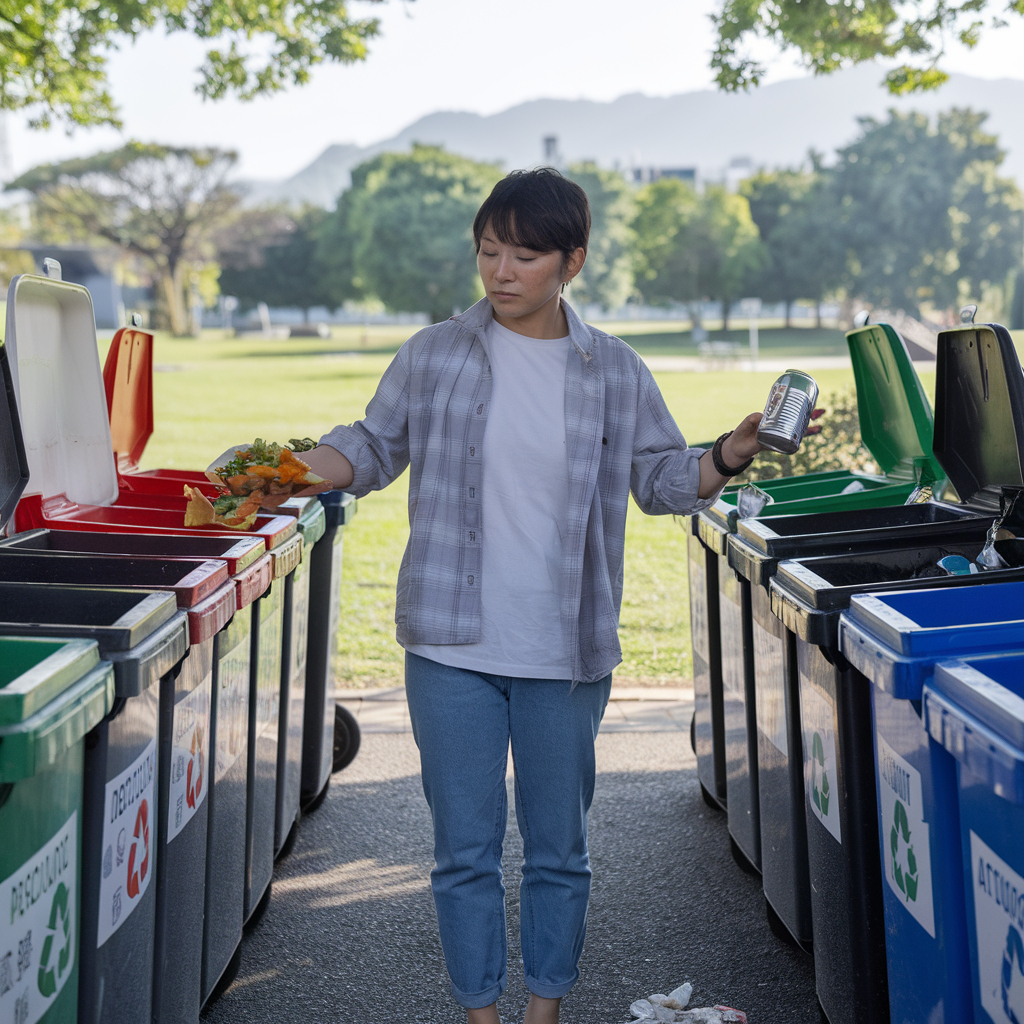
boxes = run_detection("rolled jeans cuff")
[525,970,579,1000]
[451,975,506,1010]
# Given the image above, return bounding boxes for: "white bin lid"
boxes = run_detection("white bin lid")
[4,270,119,508]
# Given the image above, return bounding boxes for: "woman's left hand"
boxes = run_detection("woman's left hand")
[723,407,825,463]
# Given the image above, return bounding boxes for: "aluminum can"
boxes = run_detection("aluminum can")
[757,370,819,454]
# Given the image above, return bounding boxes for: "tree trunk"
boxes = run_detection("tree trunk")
[815,299,823,329]
[721,297,730,333]
[159,265,190,336]
[785,299,793,329]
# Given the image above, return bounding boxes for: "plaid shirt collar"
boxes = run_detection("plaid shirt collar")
[451,296,594,364]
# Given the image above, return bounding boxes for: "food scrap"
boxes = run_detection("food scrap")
[207,438,330,496]
[183,486,264,531]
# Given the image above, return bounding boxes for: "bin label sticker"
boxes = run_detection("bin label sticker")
[168,675,212,844]
[688,553,709,664]
[719,590,744,698]
[800,684,841,844]
[97,739,156,948]
[876,736,935,937]
[0,811,77,1024]
[216,637,249,783]
[970,831,1024,1024]
[753,619,787,756]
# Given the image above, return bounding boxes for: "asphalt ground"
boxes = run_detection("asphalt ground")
[203,722,820,1024]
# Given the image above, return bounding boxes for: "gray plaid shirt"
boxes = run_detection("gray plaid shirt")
[320,297,718,683]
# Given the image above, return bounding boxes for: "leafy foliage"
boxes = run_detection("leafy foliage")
[218,205,342,315]
[0,0,388,128]
[742,167,845,324]
[711,0,1020,95]
[832,108,1024,317]
[10,143,240,334]
[340,144,502,324]
[631,178,764,326]
[566,162,636,312]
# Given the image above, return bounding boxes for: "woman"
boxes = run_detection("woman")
[291,168,770,1024]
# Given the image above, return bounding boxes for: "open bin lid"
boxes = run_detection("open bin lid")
[5,269,120,508]
[846,322,945,485]
[932,320,1024,514]
[103,326,153,474]
[0,340,30,530]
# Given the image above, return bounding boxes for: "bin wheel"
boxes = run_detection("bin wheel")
[689,712,696,755]
[244,880,273,934]
[699,780,720,810]
[201,943,242,1012]
[333,703,361,773]
[729,836,761,877]
[275,817,300,862]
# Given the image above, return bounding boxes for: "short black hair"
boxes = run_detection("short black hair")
[473,168,590,260]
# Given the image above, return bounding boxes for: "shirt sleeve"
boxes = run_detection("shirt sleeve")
[629,361,724,516]
[317,336,414,499]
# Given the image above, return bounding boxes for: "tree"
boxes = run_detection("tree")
[218,205,345,318]
[566,162,635,312]
[831,108,1023,317]
[0,0,387,128]
[631,178,764,330]
[742,167,845,326]
[10,143,240,335]
[344,145,502,324]
[711,0,1021,95]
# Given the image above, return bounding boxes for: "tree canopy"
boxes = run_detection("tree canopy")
[831,108,1023,316]
[0,0,387,128]
[631,178,763,327]
[10,142,240,334]
[712,0,1023,95]
[339,144,502,324]
[566,162,636,312]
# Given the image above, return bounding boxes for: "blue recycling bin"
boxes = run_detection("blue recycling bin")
[840,581,1024,1024]
[925,651,1024,1024]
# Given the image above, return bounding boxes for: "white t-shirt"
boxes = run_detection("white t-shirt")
[404,316,573,678]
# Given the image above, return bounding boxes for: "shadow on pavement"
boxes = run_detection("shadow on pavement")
[203,734,818,1024]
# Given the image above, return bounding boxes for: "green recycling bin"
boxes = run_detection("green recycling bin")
[697,322,945,885]
[0,637,113,1024]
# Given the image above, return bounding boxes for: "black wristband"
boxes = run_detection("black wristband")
[711,431,755,477]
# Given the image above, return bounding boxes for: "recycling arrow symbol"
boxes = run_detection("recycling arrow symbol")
[890,799,919,902]
[811,732,830,817]
[37,882,72,998]
[186,724,204,810]
[1002,924,1024,1024]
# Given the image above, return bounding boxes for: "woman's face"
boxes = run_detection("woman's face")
[476,224,584,321]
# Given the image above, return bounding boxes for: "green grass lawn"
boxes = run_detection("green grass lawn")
[116,324,893,690]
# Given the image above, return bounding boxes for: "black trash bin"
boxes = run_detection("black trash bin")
[244,531,301,925]
[274,498,325,856]
[302,489,357,811]
[767,318,1024,1024]
[699,323,948,875]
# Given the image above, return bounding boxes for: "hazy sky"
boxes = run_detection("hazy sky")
[8,0,1024,180]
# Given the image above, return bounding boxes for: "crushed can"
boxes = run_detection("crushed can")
[757,370,819,455]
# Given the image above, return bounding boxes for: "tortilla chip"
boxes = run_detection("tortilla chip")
[184,485,217,527]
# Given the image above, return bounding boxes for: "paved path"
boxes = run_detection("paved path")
[334,686,694,735]
[204,692,820,1024]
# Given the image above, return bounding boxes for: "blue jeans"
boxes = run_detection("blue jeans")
[404,653,612,1009]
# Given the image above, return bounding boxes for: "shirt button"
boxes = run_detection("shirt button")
[468,575,475,585]
[469,446,476,456]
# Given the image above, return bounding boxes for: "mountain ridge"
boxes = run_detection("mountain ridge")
[245,65,1024,207]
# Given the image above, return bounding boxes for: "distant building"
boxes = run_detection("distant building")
[542,135,563,168]
[629,166,698,186]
